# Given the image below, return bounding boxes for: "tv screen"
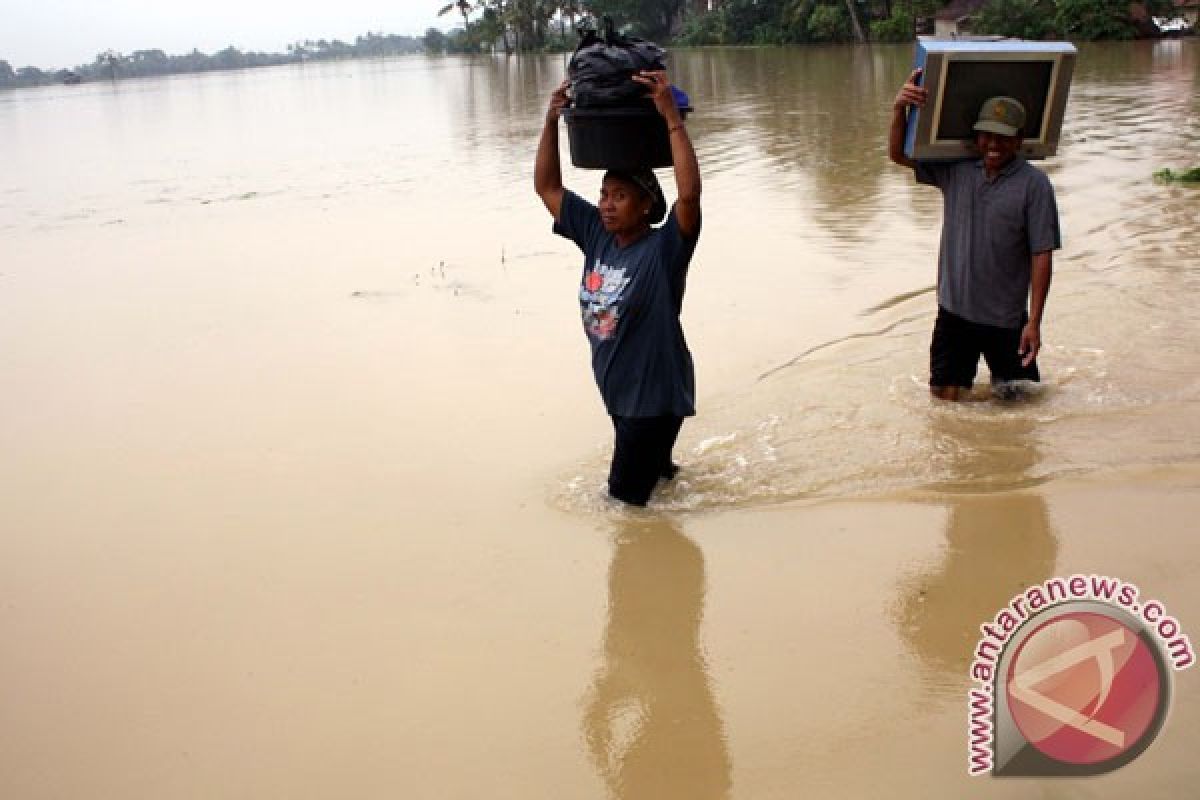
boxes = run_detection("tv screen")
[938,60,1055,141]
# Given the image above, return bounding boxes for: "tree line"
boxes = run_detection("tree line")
[0,33,422,90]
[673,0,1178,44]
[434,0,1187,50]
[2,0,1187,90]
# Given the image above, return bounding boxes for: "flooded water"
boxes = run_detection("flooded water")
[2,41,1199,798]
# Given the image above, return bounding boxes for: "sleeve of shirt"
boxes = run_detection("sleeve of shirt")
[658,204,701,274]
[658,204,701,308]
[1026,173,1062,254]
[552,190,603,255]
[914,161,952,188]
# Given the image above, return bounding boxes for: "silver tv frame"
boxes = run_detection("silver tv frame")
[904,39,1077,161]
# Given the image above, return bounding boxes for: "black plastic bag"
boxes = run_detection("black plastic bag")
[568,17,666,110]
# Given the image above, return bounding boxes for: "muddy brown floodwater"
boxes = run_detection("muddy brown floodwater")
[2,40,1198,798]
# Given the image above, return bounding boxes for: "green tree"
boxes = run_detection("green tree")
[584,0,692,40]
[212,46,245,69]
[128,49,170,76]
[807,3,852,40]
[506,0,541,50]
[975,0,1054,38]
[16,66,46,84]
[478,4,512,53]
[870,8,915,40]
[719,0,785,42]
[0,60,15,87]
[424,27,449,52]
[440,0,478,30]
[676,7,726,42]
[780,0,816,42]
[1055,0,1136,38]
[94,51,122,80]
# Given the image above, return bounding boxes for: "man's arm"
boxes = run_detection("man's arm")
[1021,251,1053,367]
[534,79,570,221]
[633,70,701,238]
[888,68,926,170]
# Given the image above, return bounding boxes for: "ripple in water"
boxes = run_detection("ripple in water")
[553,297,1200,513]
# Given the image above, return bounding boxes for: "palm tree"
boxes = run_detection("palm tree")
[438,0,477,29]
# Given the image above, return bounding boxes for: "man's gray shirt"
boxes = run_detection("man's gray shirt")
[916,156,1061,329]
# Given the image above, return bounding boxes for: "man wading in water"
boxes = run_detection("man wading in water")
[534,70,701,506]
[888,68,1062,401]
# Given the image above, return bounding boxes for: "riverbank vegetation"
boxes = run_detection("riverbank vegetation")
[0,33,422,90]
[1,0,1192,90]
[429,0,1191,50]
[1154,166,1200,184]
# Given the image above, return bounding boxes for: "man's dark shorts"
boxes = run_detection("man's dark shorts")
[608,415,683,506]
[930,306,1040,389]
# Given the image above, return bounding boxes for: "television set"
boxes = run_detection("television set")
[903,39,1077,161]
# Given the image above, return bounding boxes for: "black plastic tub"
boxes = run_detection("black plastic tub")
[563,106,693,171]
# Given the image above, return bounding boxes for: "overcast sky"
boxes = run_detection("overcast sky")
[1,0,458,69]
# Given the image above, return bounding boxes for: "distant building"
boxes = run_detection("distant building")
[934,0,1196,36]
[934,0,989,37]
[1133,0,1195,34]
[1173,0,1199,26]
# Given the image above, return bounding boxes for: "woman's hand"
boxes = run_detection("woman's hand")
[632,70,681,124]
[535,79,568,219]
[633,69,700,236]
[546,79,570,125]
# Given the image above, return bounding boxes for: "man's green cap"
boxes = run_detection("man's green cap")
[974,96,1026,137]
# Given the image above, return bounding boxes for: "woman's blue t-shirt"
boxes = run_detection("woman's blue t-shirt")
[553,189,700,418]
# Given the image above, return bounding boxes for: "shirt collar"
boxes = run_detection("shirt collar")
[975,154,1026,181]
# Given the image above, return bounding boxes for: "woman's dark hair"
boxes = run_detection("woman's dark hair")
[603,168,667,225]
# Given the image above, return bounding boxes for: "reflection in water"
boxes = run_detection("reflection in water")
[583,516,731,800]
[665,47,906,259]
[897,413,1058,681]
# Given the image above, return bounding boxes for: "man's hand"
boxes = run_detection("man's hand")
[546,79,570,125]
[893,67,927,111]
[1019,320,1041,367]
[888,68,926,168]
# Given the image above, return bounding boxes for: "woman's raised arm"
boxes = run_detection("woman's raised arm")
[533,79,571,221]
[633,70,700,238]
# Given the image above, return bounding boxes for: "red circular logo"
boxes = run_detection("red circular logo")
[1006,611,1163,766]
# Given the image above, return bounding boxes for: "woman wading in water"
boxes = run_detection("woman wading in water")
[533,70,702,506]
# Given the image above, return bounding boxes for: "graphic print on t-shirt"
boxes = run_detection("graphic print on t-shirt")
[579,259,630,340]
